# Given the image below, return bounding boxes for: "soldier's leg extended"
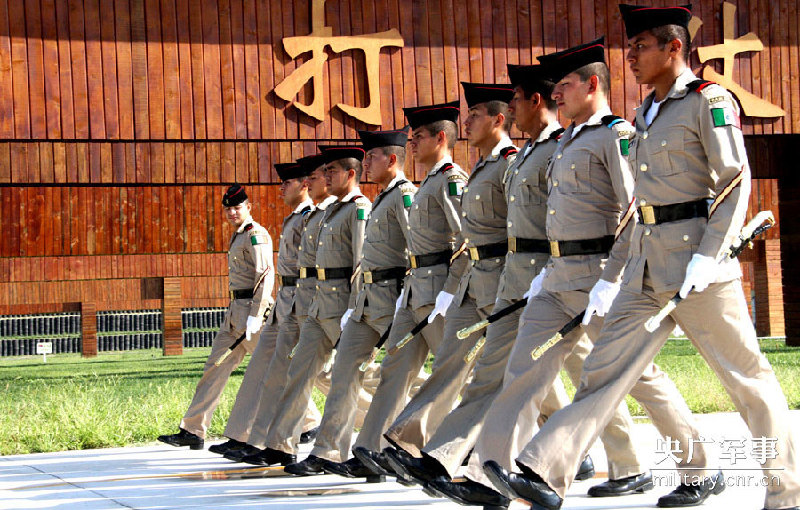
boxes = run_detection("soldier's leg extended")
[223,320,279,442]
[264,315,340,454]
[516,286,713,498]
[180,324,254,438]
[310,313,391,462]
[422,297,569,478]
[673,281,800,509]
[354,304,442,452]
[464,289,590,488]
[385,296,488,457]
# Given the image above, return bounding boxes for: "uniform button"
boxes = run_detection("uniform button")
[639,199,647,206]
[323,223,327,227]
[683,235,689,241]
[463,187,469,193]
[642,131,648,139]
[522,178,527,183]
[510,196,515,202]
[462,211,467,217]
[298,246,303,251]
[556,154,562,159]
[553,180,559,187]
[549,209,555,215]
[414,205,419,210]
[644,228,651,236]
[640,163,648,172]
[308,235,312,239]
[318,241,322,245]
[427,270,432,274]
[331,286,337,291]
[507,221,512,227]
[374,218,379,223]
[475,195,480,200]
[661,140,667,147]
[570,164,575,169]
[464,238,470,244]
[316,285,320,290]
[315,264,319,268]
[530,258,536,265]
[407,226,411,230]
[514,170,519,175]
[495,258,500,263]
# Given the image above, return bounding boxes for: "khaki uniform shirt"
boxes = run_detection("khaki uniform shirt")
[402,155,470,310]
[296,195,337,316]
[542,107,635,292]
[623,68,748,293]
[225,218,274,331]
[455,136,517,309]
[352,174,416,321]
[309,188,370,320]
[497,123,563,300]
[267,199,314,325]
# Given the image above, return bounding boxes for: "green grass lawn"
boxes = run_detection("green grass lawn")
[0,338,797,455]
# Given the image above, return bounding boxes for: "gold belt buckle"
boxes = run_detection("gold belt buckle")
[299,267,307,279]
[469,247,480,261]
[317,268,326,281]
[549,240,561,258]
[508,237,517,253]
[229,290,235,300]
[410,255,419,269]
[640,205,656,225]
[277,275,283,287]
[363,271,373,284]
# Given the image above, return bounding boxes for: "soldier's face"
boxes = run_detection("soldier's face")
[510,87,536,133]
[626,32,673,85]
[325,160,352,196]
[224,201,251,227]
[464,104,497,148]
[280,178,304,205]
[410,127,438,164]
[552,73,592,120]
[306,167,328,201]
[364,148,390,184]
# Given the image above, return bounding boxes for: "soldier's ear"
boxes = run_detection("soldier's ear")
[587,75,600,94]
[388,153,398,167]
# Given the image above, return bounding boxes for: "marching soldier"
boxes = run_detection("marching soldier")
[158,185,274,450]
[381,82,518,459]
[488,8,800,510]
[351,101,470,477]
[225,154,337,463]
[287,127,418,478]
[249,145,371,472]
[208,162,317,457]
[432,38,706,509]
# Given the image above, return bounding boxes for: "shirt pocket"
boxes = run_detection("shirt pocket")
[410,194,434,229]
[649,128,686,176]
[559,151,592,194]
[320,221,346,252]
[661,219,703,285]
[464,182,495,218]
[367,210,390,242]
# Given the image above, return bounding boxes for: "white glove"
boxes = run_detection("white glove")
[245,315,263,341]
[679,254,717,299]
[395,289,405,314]
[427,291,455,323]
[582,279,621,325]
[523,268,547,300]
[340,308,354,331]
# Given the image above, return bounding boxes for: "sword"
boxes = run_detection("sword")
[644,211,775,333]
[359,324,393,372]
[387,317,429,355]
[464,335,487,363]
[456,298,528,339]
[530,312,585,361]
[214,332,247,366]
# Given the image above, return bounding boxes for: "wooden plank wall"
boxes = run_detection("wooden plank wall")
[0,0,793,330]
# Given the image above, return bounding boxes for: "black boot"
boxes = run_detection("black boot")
[157,428,204,450]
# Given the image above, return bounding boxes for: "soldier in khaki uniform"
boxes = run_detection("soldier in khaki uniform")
[382,82,518,462]
[387,67,585,486]
[432,39,705,509]
[491,8,800,510]
[158,185,274,450]
[277,127,417,478]
[208,162,317,457]
[227,154,337,463]
[352,101,470,476]
[251,145,371,472]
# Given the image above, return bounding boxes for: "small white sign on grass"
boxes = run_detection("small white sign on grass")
[36,341,52,363]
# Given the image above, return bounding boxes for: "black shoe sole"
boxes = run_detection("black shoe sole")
[588,480,654,497]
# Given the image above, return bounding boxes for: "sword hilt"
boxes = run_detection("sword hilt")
[644,297,679,333]
[213,349,233,367]
[388,332,414,355]
[288,343,299,360]
[457,319,489,340]
[359,347,379,372]
[323,349,336,373]
[531,332,562,360]
[463,336,486,363]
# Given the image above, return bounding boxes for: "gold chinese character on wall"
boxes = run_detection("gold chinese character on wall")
[273,0,404,125]
[690,1,786,118]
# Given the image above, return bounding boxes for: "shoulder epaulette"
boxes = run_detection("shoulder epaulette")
[300,205,313,216]
[440,162,454,173]
[243,223,253,232]
[601,115,625,129]
[549,127,565,140]
[499,146,518,159]
[687,79,716,93]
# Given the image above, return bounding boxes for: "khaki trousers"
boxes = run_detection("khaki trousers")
[247,314,330,448]
[180,322,261,438]
[354,304,444,452]
[518,280,800,508]
[384,295,490,456]
[422,298,570,477]
[466,287,691,490]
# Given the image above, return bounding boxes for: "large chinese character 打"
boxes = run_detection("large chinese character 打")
[273,0,404,125]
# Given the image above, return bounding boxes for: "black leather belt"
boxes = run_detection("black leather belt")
[363,267,407,284]
[468,241,509,261]
[277,275,298,287]
[638,199,708,226]
[316,267,352,281]
[508,237,550,254]
[549,235,615,257]
[409,250,452,269]
[230,289,254,300]
[299,267,317,279]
